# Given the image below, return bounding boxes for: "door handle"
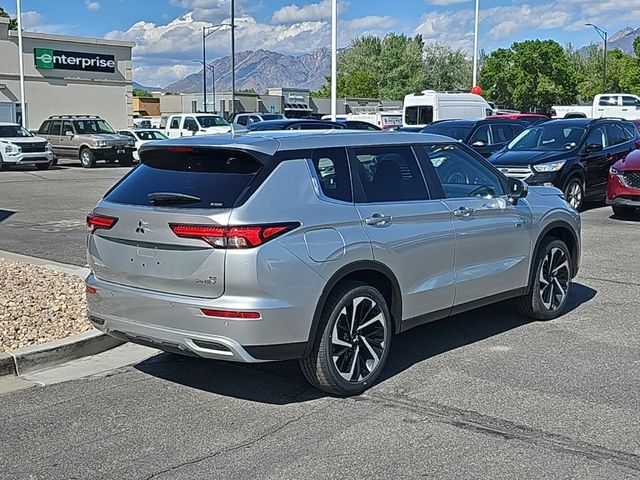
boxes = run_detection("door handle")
[453,206,475,218]
[365,213,392,226]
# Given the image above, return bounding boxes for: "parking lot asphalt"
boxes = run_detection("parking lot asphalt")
[0,164,639,479]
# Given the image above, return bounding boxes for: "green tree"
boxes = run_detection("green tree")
[480,39,578,110]
[0,7,17,29]
[422,43,472,91]
[133,88,151,97]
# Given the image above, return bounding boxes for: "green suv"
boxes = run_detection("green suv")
[37,115,135,168]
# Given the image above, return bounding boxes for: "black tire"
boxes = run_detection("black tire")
[300,281,393,396]
[52,156,58,166]
[118,157,133,167]
[35,162,51,170]
[612,205,636,218]
[80,148,96,168]
[0,157,5,171]
[516,238,572,321]
[562,176,584,211]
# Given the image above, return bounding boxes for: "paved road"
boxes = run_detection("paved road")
[0,160,130,266]
[1,168,639,478]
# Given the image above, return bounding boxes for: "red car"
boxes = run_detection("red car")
[607,149,640,218]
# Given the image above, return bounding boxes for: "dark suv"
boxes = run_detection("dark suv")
[420,119,527,158]
[489,119,639,210]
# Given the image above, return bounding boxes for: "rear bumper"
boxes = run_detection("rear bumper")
[86,274,310,362]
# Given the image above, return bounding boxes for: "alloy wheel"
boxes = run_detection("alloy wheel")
[331,296,388,383]
[539,247,571,311]
[565,180,583,209]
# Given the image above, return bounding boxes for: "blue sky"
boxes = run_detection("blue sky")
[4,0,636,86]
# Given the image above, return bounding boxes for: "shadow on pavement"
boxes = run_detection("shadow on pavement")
[0,209,15,223]
[134,282,597,405]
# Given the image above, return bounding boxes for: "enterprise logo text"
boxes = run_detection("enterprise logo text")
[34,48,117,73]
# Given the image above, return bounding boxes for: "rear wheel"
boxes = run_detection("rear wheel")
[80,148,96,168]
[612,205,636,218]
[300,281,392,396]
[563,177,584,211]
[35,162,51,170]
[516,238,572,320]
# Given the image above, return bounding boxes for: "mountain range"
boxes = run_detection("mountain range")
[134,28,640,94]
[162,48,332,94]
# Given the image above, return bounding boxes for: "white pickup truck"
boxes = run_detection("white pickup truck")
[551,93,640,119]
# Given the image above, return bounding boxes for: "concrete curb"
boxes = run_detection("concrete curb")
[0,329,124,378]
[0,250,90,278]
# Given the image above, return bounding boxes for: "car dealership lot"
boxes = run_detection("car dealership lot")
[0,164,639,478]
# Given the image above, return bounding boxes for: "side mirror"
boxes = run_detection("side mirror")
[65,131,74,137]
[507,178,528,205]
[586,143,603,153]
[472,140,486,147]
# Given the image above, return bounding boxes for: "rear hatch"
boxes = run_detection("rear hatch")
[87,146,265,299]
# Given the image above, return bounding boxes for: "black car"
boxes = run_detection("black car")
[489,118,639,210]
[420,118,527,158]
[338,120,381,131]
[246,119,345,131]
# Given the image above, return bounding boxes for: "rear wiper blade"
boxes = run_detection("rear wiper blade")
[147,192,201,205]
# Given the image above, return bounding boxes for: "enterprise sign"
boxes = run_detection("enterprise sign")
[34,48,116,73]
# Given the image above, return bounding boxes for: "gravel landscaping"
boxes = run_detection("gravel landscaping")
[0,258,91,352]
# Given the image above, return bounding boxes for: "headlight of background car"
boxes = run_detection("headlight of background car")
[46,142,53,152]
[95,140,108,148]
[610,166,622,175]
[532,160,566,173]
[127,139,135,146]
[4,144,21,156]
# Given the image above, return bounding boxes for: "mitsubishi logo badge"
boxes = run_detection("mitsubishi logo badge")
[136,219,149,234]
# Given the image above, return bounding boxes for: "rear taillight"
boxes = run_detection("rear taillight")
[86,212,118,232]
[200,308,261,320]
[169,223,299,248]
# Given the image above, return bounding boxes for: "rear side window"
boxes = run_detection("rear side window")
[352,146,428,203]
[405,106,433,125]
[311,148,351,202]
[104,148,263,209]
[607,123,629,146]
[599,96,618,106]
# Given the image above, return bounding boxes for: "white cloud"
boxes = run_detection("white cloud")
[133,63,201,88]
[84,1,100,12]
[20,10,69,34]
[271,0,348,24]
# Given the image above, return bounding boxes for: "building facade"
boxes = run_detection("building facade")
[0,17,134,130]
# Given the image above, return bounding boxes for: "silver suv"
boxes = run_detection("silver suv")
[86,132,581,395]
[37,115,135,168]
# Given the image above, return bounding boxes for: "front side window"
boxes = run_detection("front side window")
[184,117,199,131]
[469,125,491,145]
[197,115,229,128]
[622,96,640,107]
[49,121,62,136]
[352,146,428,203]
[508,125,586,152]
[311,148,351,202]
[136,130,168,141]
[599,95,618,106]
[423,144,505,199]
[586,126,608,148]
[236,116,248,126]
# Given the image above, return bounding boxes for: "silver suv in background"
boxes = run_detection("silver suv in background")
[37,115,135,168]
[86,132,581,396]
[232,112,286,127]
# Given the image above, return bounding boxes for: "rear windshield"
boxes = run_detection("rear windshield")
[104,148,263,209]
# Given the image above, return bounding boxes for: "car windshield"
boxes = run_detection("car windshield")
[421,124,473,142]
[135,130,168,141]
[74,119,115,134]
[0,125,33,137]
[261,114,284,121]
[508,125,586,151]
[197,116,229,128]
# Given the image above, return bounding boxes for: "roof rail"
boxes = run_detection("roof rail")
[47,114,101,119]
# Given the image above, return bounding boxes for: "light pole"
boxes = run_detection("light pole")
[586,23,608,92]
[231,0,236,120]
[202,24,229,113]
[472,0,480,88]
[16,0,26,127]
[193,61,216,113]
[330,0,337,121]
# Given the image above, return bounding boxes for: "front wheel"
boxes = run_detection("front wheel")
[35,162,51,170]
[300,281,393,396]
[80,148,96,168]
[516,238,572,321]
[563,177,584,211]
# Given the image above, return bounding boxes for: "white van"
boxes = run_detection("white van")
[403,91,493,128]
[165,114,232,138]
